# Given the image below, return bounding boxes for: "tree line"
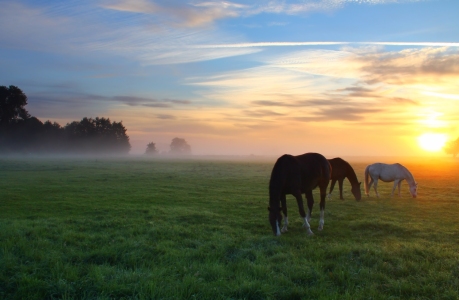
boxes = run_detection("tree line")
[0,85,130,154]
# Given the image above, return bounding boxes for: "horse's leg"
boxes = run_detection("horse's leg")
[373,178,380,198]
[295,190,313,236]
[318,184,327,231]
[280,194,288,233]
[397,180,402,197]
[338,178,344,200]
[303,190,314,235]
[367,177,374,197]
[305,190,314,223]
[327,179,336,200]
[391,180,400,197]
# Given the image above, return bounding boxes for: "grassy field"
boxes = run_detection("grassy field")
[0,156,458,299]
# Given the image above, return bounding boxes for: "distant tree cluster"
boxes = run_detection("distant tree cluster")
[145,137,192,155]
[169,137,191,155]
[444,138,459,158]
[145,142,158,155]
[0,85,131,155]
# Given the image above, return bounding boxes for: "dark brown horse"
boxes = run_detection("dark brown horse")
[327,158,361,201]
[268,153,331,236]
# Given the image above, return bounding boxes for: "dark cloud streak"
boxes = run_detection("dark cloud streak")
[356,48,459,85]
[293,106,382,122]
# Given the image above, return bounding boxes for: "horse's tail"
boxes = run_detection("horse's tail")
[364,165,371,195]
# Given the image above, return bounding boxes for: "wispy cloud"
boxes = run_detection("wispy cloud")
[391,97,420,105]
[114,96,192,107]
[422,91,459,100]
[293,106,383,122]
[101,0,421,28]
[27,89,193,123]
[246,0,422,15]
[156,114,177,120]
[336,86,382,98]
[243,109,285,117]
[353,47,459,85]
[192,41,459,48]
[101,0,244,28]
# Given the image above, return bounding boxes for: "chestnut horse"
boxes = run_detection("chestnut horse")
[268,153,331,236]
[327,158,362,201]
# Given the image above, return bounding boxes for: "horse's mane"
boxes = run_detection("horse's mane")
[344,160,359,183]
[397,163,416,185]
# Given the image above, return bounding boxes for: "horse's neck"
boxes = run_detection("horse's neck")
[346,167,359,186]
[401,167,415,185]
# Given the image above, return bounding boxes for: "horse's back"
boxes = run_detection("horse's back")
[295,153,329,172]
[294,153,331,189]
[368,162,407,181]
[269,154,302,193]
[328,157,350,179]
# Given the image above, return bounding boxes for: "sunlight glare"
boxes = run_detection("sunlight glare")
[417,133,448,152]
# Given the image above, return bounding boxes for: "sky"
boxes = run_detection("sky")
[1,0,458,156]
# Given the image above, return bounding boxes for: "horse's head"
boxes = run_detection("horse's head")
[352,182,362,201]
[410,182,418,198]
[268,206,282,236]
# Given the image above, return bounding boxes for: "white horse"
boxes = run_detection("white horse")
[364,163,418,198]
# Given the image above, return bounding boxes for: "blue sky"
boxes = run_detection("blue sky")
[1,0,458,155]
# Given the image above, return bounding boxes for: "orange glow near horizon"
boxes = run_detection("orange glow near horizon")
[417,133,448,152]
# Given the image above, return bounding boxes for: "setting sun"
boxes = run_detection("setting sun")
[418,133,448,152]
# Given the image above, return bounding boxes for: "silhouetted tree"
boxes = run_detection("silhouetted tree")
[0,85,30,127]
[40,120,65,152]
[169,137,191,155]
[444,138,459,158]
[64,117,131,154]
[0,116,43,153]
[145,142,158,155]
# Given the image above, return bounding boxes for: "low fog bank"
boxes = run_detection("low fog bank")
[1,152,455,166]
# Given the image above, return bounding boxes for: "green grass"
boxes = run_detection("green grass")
[0,156,458,299]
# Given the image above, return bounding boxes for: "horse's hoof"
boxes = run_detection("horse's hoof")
[306,229,314,236]
[318,226,323,231]
[281,227,288,233]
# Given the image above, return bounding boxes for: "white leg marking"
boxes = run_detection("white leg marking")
[281,216,288,233]
[303,216,314,235]
[318,209,324,231]
[327,193,332,200]
[276,222,281,236]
